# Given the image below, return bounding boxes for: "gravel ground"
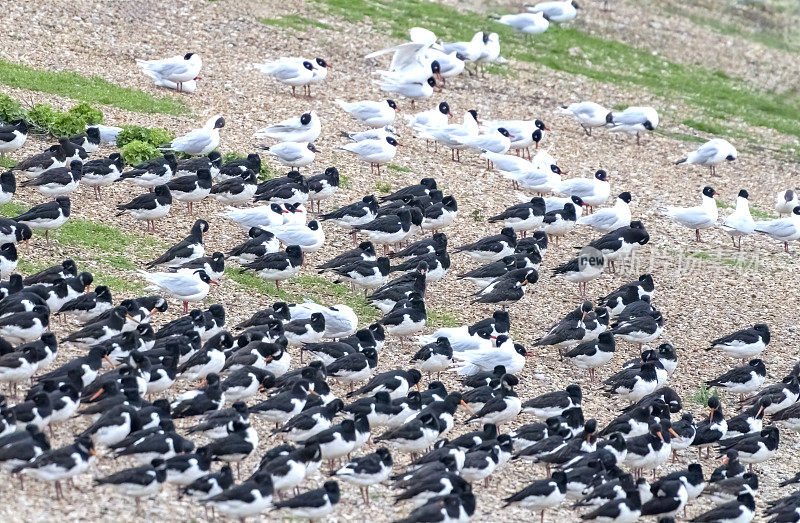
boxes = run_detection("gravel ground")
[1,0,799,521]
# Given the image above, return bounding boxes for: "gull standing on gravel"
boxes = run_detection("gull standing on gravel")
[484,119,548,159]
[374,77,436,109]
[660,186,719,242]
[167,116,225,157]
[136,53,202,93]
[754,206,800,252]
[558,102,609,136]
[555,169,611,212]
[342,127,397,143]
[406,102,452,148]
[336,100,399,128]
[423,110,480,162]
[498,12,550,36]
[335,136,399,175]
[254,58,315,96]
[606,106,659,145]
[527,0,579,22]
[775,189,799,217]
[457,128,513,165]
[721,190,755,250]
[577,191,632,232]
[141,269,216,314]
[253,111,321,143]
[263,143,317,169]
[675,138,738,176]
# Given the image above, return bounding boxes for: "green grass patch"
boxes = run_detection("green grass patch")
[101,254,138,271]
[387,164,412,173]
[427,307,460,328]
[375,181,392,193]
[0,59,189,115]
[93,273,147,294]
[313,0,800,142]
[0,201,28,217]
[259,14,331,30]
[56,220,139,251]
[0,158,15,169]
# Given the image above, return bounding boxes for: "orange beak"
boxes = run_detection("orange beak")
[149,308,159,316]
[669,428,679,438]
[89,447,97,457]
[416,382,421,392]
[656,431,663,441]
[126,314,140,324]
[85,285,91,292]
[89,388,105,401]
[460,399,475,414]
[756,405,764,417]
[104,355,116,368]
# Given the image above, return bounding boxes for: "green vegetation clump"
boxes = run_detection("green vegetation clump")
[0,94,27,123]
[117,125,175,166]
[0,59,188,115]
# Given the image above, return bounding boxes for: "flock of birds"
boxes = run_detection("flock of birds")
[0,2,797,523]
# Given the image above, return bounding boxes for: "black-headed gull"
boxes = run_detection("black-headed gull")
[607,106,659,144]
[255,58,315,96]
[577,191,631,232]
[675,138,737,176]
[457,128,513,164]
[141,269,216,314]
[555,169,610,211]
[336,100,398,128]
[154,78,197,93]
[558,101,609,136]
[527,1,579,22]
[263,142,317,169]
[422,49,465,85]
[264,220,325,252]
[721,190,755,250]
[253,111,321,143]
[484,119,548,159]
[373,77,436,109]
[506,150,565,193]
[342,126,397,143]
[423,110,480,161]
[307,57,330,94]
[136,53,202,93]
[168,116,225,157]
[405,102,452,148]
[222,204,285,230]
[775,189,799,217]
[475,33,504,72]
[441,32,485,63]
[660,186,719,242]
[367,40,443,85]
[498,12,550,35]
[754,206,800,253]
[335,136,399,175]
